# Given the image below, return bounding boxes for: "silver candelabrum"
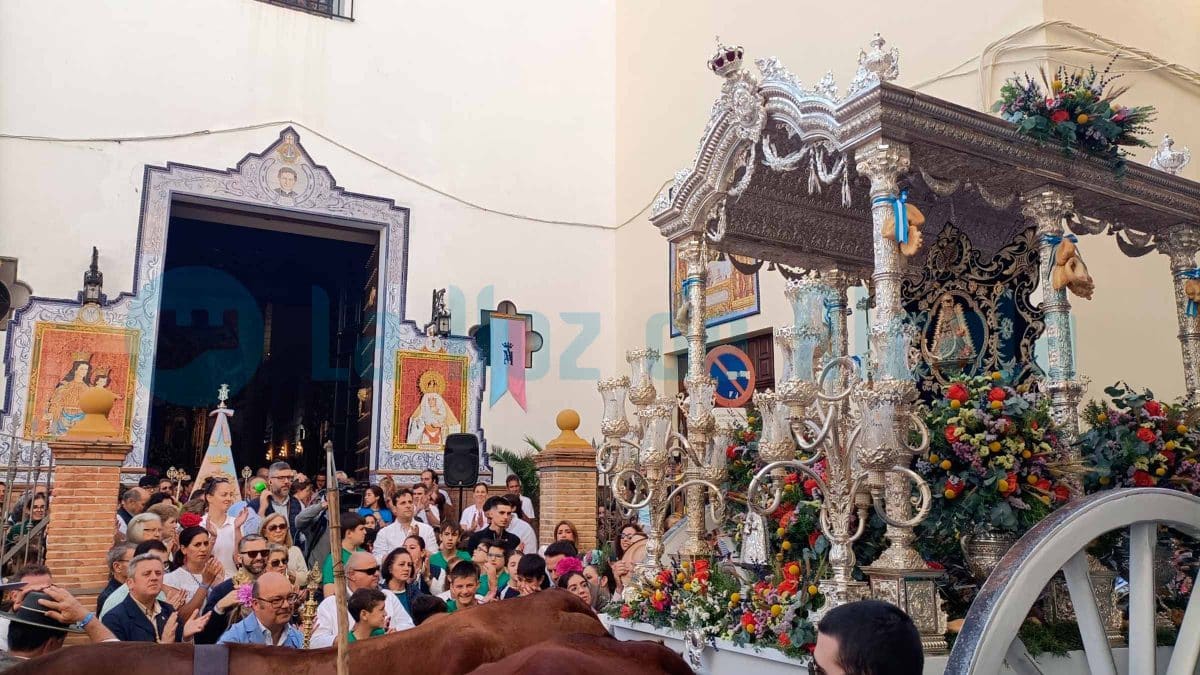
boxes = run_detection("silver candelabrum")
[598,348,726,591]
[744,274,939,636]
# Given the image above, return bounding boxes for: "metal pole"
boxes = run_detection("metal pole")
[325,441,349,675]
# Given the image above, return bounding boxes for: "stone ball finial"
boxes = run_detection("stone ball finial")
[556,409,581,432]
[66,386,117,438]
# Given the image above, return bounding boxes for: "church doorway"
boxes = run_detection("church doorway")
[147,199,377,480]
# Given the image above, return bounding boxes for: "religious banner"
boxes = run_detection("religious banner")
[469,300,542,411]
[392,349,469,451]
[194,385,237,488]
[22,321,139,442]
[489,316,527,410]
[668,243,760,337]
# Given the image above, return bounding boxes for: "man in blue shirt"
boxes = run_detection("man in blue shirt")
[216,572,303,648]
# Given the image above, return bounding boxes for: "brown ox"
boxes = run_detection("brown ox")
[13,589,608,675]
[466,633,694,675]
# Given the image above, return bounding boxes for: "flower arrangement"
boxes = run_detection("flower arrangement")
[611,558,820,658]
[992,58,1155,175]
[1078,383,1200,493]
[917,373,1073,540]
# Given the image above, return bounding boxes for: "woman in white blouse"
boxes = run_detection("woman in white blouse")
[458,482,490,532]
[199,477,247,577]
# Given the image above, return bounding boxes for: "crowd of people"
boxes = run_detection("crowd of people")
[0,461,654,664]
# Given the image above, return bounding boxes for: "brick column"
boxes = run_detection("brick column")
[535,410,597,553]
[44,386,130,607]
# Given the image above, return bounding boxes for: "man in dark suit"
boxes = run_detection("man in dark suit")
[102,554,209,642]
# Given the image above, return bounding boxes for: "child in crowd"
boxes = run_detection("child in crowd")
[477,540,510,600]
[446,560,484,612]
[347,588,388,642]
[514,553,551,596]
[499,550,522,599]
[430,522,470,572]
[411,593,448,626]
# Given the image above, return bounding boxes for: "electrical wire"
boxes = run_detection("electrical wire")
[0,120,670,231]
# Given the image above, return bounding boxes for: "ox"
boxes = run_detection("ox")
[466,633,694,675]
[13,589,609,675]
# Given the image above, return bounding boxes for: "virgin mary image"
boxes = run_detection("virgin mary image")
[43,351,93,437]
[407,370,461,446]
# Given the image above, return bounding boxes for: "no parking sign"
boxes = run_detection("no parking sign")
[704,345,756,407]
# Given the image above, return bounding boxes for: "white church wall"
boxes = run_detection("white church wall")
[0,0,619,458]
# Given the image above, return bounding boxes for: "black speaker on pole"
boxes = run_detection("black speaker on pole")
[443,433,480,488]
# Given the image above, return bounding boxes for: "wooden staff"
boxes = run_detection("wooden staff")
[325,442,349,675]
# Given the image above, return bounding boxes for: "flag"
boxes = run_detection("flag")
[489,316,527,410]
[194,404,236,488]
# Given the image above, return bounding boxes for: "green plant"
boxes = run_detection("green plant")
[489,444,539,504]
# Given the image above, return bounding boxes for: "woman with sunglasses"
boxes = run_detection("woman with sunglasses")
[260,512,308,580]
[266,544,301,590]
[381,548,423,615]
[610,523,647,596]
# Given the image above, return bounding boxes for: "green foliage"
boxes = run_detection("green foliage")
[489,444,539,504]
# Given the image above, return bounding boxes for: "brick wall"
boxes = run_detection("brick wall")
[535,411,597,554]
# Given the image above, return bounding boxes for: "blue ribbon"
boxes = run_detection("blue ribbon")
[681,277,700,298]
[1182,268,1200,317]
[872,190,909,243]
[1041,233,1081,280]
[822,299,837,340]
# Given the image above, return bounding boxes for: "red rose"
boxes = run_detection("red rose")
[946,383,970,403]
[726,444,738,460]
[1053,485,1071,502]
[694,560,710,577]
[1132,470,1156,487]
[1137,427,1157,444]
[808,531,821,548]
[784,472,800,485]
[1050,110,1069,123]
[1163,450,1177,464]
[803,478,820,497]
[945,425,959,443]
[1030,420,1039,431]
[778,633,791,648]
[988,387,1007,402]
[620,604,633,619]
[179,512,202,529]
[1144,400,1164,417]
[1036,478,1052,492]
[777,579,799,595]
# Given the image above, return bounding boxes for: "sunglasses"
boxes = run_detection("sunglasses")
[266,524,288,532]
[352,566,380,576]
[242,550,269,559]
[268,559,287,568]
[256,593,301,608]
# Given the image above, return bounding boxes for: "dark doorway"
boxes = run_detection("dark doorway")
[148,207,375,479]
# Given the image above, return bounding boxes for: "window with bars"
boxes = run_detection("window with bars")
[256,0,354,19]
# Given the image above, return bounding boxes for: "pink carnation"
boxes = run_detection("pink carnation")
[554,556,584,578]
[236,583,255,608]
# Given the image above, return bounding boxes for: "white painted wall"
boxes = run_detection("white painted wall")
[2,0,1198,460]
[0,0,618,454]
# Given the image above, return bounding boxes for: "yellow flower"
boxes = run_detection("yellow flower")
[676,573,686,583]
[775,553,784,561]
[654,580,663,588]
[950,400,961,409]
[781,541,792,551]
[1027,474,1039,485]
[991,372,1002,381]
[1076,113,1089,124]
[940,459,952,470]
[776,527,786,537]
[730,592,741,604]
[1178,424,1189,434]
[808,584,820,596]
[929,453,940,464]
[989,441,1002,453]
[1097,413,1108,424]
[654,590,665,602]
[944,489,958,499]
[1040,495,1051,505]
[683,582,693,592]
[1052,79,1063,92]
[1022,450,1032,459]
[1166,441,1177,451]
[771,604,783,617]
[997,479,1010,493]
[1156,467,1167,476]
[787,563,801,576]
[990,400,1003,410]
[1099,475,1111,485]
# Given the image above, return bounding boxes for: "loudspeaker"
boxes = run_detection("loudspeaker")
[443,433,480,488]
